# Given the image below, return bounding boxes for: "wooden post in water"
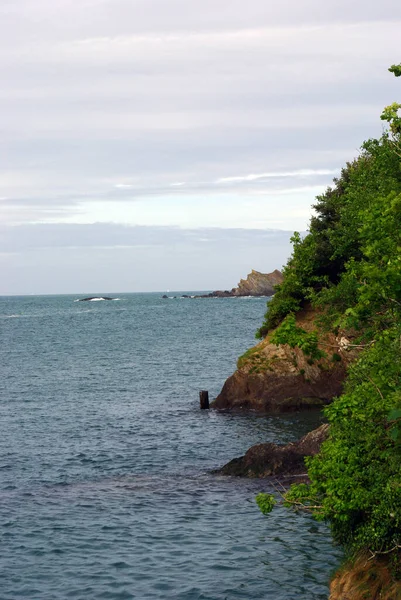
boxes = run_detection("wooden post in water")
[199,390,209,410]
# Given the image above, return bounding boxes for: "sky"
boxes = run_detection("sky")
[1,0,400,294]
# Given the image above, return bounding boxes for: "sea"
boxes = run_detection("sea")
[0,293,341,600]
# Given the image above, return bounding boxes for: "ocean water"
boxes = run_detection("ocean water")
[0,293,341,600]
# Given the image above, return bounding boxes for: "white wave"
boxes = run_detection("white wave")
[74,296,120,302]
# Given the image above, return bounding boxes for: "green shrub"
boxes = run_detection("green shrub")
[286,328,401,555]
[270,314,326,361]
[256,493,276,515]
[255,64,401,561]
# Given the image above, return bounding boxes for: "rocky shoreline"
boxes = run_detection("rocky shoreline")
[216,423,329,479]
[212,305,360,481]
[210,299,371,595]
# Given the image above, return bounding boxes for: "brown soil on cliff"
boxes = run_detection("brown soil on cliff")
[329,553,401,600]
[217,423,329,478]
[212,306,359,412]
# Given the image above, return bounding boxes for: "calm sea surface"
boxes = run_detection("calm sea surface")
[0,293,341,599]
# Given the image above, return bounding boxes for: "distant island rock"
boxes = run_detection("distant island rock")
[77,297,115,302]
[197,269,283,298]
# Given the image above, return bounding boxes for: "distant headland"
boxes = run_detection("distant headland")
[162,269,283,299]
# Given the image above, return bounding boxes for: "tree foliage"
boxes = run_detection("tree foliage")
[286,329,401,554]
[256,64,401,559]
[256,133,401,337]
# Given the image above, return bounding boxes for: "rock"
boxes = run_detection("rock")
[210,290,232,298]
[212,306,359,412]
[231,269,283,296]
[77,296,115,301]
[161,295,169,299]
[195,269,284,298]
[217,424,329,478]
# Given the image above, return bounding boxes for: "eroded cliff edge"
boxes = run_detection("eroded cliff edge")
[212,306,359,412]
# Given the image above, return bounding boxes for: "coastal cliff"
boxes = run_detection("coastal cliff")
[231,269,283,296]
[161,269,283,299]
[212,66,401,598]
[198,269,283,298]
[212,306,357,411]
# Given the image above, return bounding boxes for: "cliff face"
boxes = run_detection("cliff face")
[212,306,359,412]
[196,269,284,298]
[231,269,283,296]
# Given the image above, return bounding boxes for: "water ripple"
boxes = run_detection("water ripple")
[0,293,341,599]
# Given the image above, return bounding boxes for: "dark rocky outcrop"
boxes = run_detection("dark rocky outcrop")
[217,423,329,478]
[212,306,359,412]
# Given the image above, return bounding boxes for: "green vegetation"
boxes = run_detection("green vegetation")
[285,330,401,555]
[256,65,401,562]
[270,314,326,361]
[255,492,276,515]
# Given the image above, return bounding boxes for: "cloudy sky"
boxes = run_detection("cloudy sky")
[1,0,400,294]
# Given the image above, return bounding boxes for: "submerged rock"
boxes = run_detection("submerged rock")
[217,423,329,478]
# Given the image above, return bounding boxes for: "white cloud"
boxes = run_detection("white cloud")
[216,168,339,183]
[0,0,400,291]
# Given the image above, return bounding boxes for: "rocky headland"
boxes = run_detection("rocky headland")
[212,305,359,412]
[161,269,283,299]
[198,269,283,298]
